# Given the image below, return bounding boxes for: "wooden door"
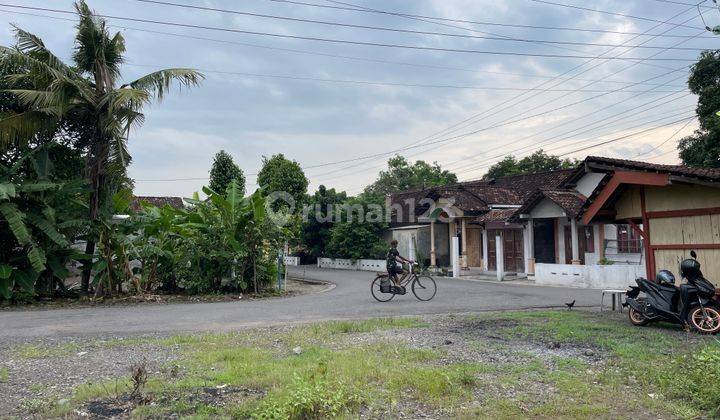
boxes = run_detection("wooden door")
[488,230,497,271]
[504,229,524,272]
[533,219,556,264]
[466,228,482,267]
[564,225,587,264]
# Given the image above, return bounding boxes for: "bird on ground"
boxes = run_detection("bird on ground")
[565,300,576,310]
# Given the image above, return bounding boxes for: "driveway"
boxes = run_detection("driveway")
[0,267,604,340]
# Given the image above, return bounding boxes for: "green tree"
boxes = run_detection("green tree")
[678,50,720,168]
[257,153,308,210]
[301,185,347,261]
[325,196,387,260]
[209,150,245,196]
[483,150,578,180]
[364,155,457,202]
[0,1,203,292]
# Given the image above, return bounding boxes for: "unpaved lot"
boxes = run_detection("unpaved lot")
[1,310,718,418]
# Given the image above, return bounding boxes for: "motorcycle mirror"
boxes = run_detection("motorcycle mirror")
[690,250,697,259]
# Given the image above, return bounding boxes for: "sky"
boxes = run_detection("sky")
[0,0,717,197]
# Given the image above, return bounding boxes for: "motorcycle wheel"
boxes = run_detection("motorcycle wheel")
[628,299,649,326]
[687,305,720,334]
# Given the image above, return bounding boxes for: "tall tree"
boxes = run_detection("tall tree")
[209,150,245,195]
[0,1,203,292]
[257,153,308,211]
[678,50,720,168]
[364,155,457,202]
[301,185,347,260]
[483,150,578,180]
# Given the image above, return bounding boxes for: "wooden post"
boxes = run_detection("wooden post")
[571,219,580,265]
[430,220,436,267]
[640,187,655,277]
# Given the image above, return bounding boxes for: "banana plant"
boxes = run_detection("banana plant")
[0,147,87,300]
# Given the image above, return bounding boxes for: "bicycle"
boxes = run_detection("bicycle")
[371,263,437,302]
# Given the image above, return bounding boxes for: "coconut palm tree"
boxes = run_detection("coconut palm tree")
[0,1,203,292]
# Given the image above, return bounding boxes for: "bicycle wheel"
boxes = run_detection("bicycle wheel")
[411,275,437,301]
[371,276,395,302]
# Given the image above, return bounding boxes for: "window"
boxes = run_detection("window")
[617,224,642,253]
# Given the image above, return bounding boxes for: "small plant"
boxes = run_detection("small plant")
[598,258,615,265]
[129,360,149,403]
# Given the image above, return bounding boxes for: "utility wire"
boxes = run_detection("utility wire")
[632,116,696,158]
[132,0,711,52]
[0,4,698,61]
[529,0,706,30]
[0,8,692,87]
[263,0,717,38]
[121,63,686,92]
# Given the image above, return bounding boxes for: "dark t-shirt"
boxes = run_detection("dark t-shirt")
[386,248,400,270]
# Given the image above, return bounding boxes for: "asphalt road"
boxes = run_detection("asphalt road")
[0,267,604,340]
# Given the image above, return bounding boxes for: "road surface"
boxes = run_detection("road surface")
[0,267,604,340]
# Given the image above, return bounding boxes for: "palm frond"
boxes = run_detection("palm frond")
[11,25,71,74]
[124,68,203,101]
[0,183,16,200]
[0,110,58,149]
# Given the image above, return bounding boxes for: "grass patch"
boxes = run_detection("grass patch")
[11,342,80,359]
[0,367,8,383]
[49,312,720,418]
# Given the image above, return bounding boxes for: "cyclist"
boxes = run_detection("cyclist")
[386,239,413,294]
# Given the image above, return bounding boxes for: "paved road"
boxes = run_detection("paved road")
[0,268,605,340]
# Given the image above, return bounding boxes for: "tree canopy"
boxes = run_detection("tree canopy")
[257,153,308,210]
[678,50,720,168]
[364,155,457,201]
[482,150,578,180]
[301,185,347,260]
[209,150,245,196]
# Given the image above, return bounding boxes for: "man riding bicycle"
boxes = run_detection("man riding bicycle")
[387,239,413,294]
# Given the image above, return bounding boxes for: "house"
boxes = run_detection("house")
[388,156,720,288]
[578,156,720,286]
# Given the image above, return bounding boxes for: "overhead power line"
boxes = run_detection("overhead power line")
[0,4,699,61]
[0,8,694,86]
[307,3,703,181]
[132,0,711,52]
[122,63,687,92]
[632,116,696,158]
[263,0,716,38]
[529,0,706,30]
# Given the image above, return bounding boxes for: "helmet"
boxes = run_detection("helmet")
[680,258,702,280]
[656,270,676,286]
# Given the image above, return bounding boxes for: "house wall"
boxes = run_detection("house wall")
[530,199,565,218]
[611,182,720,281]
[392,228,417,262]
[574,173,606,197]
[535,263,646,289]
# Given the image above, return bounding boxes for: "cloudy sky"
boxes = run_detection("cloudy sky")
[1,0,717,196]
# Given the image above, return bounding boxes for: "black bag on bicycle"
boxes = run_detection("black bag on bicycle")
[380,277,392,293]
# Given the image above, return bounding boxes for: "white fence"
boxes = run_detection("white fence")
[284,256,300,266]
[534,263,646,289]
[317,258,385,272]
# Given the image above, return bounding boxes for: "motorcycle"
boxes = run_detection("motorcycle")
[625,251,720,334]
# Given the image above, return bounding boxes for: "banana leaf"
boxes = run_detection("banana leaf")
[0,202,31,245]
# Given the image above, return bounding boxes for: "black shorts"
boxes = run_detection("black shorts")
[388,266,403,277]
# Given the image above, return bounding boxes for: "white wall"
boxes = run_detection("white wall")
[317,258,386,272]
[530,199,565,218]
[574,173,606,197]
[535,263,646,289]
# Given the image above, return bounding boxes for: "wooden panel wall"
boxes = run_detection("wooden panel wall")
[615,186,641,219]
[645,184,720,212]
[466,227,482,267]
[654,249,720,284]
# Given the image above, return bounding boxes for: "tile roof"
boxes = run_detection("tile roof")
[541,190,587,217]
[130,196,185,212]
[462,169,577,198]
[584,156,720,183]
[476,208,518,223]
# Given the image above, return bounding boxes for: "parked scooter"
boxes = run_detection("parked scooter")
[625,251,720,334]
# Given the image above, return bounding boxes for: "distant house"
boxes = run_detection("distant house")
[129,196,185,212]
[388,156,720,288]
